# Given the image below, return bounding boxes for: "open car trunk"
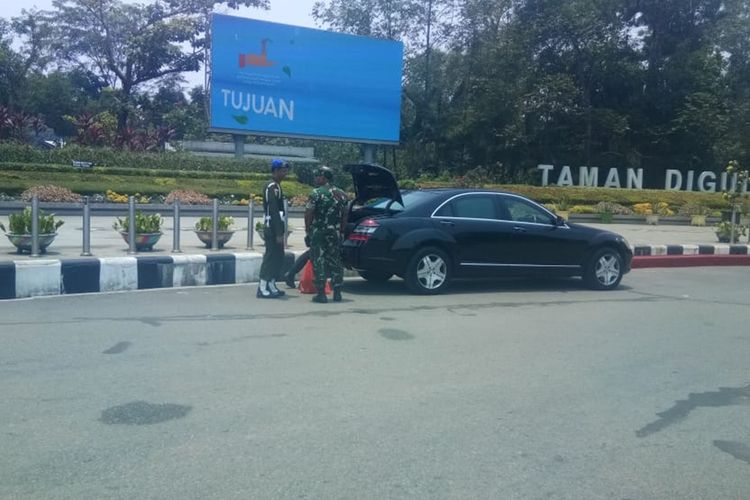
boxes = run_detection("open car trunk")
[343,163,402,228]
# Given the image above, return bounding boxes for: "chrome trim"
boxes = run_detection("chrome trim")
[430,191,566,228]
[460,262,581,269]
[435,215,507,224]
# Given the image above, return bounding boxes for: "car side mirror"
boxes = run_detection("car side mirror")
[555,216,567,226]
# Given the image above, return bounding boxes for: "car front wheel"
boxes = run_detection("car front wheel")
[405,246,451,294]
[584,247,623,290]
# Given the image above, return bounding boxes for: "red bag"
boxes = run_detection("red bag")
[298,260,332,294]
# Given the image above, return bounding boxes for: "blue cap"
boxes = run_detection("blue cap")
[271,158,288,170]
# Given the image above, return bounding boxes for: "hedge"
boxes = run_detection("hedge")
[0,143,272,173]
[0,170,312,198]
[0,141,736,209]
[0,162,272,181]
[415,182,730,209]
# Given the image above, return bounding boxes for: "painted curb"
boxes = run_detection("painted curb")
[632,244,750,256]
[1,251,304,300]
[3,244,749,300]
[632,254,750,268]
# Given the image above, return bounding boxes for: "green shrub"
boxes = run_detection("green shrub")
[678,201,708,216]
[0,207,64,234]
[0,142,273,173]
[715,221,747,243]
[113,212,163,233]
[399,179,419,190]
[294,163,316,186]
[195,216,234,231]
[570,205,598,214]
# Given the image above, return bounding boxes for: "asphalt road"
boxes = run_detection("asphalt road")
[1,269,749,500]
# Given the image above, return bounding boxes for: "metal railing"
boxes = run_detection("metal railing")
[1,195,291,258]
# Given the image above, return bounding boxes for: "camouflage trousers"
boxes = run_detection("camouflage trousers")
[310,230,343,291]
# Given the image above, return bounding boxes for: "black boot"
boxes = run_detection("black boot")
[312,292,328,303]
[284,272,296,288]
[332,286,342,302]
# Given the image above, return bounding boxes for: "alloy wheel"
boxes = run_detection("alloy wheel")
[416,253,447,290]
[595,253,621,287]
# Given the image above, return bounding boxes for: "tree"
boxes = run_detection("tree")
[313,0,457,175]
[0,20,23,108]
[43,0,269,135]
[20,70,105,137]
[0,12,52,110]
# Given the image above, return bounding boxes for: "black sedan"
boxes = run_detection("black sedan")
[342,164,633,294]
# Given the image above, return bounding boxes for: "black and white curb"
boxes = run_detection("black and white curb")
[632,244,750,256]
[0,252,299,300]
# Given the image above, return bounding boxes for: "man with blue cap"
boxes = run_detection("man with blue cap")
[257,158,290,298]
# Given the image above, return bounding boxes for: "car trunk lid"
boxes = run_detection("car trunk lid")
[344,163,403,206]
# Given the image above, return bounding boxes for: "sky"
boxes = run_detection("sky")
[0,0,318,27]
[0,0,320,88]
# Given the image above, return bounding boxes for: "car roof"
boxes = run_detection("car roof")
[395,188,530,216]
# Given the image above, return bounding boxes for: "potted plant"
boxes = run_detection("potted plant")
[194,215,235,248]
[0,207,64,253]
[645,201,660,225]
[715,221,747,243]
[113,212,163,251]
[721,161,749,242]
[681,202,708,226]
[646,200,673,225]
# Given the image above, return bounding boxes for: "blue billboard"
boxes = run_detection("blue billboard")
[209,14,404,144]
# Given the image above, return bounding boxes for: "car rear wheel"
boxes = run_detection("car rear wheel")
[405,246,451,294]
[358,270,393,282]
[584,247,623,290]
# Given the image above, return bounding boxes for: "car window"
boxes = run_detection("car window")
[368,191,432,211]
[503,197,555,224]
[434,202,453,217]
[446,195,497,219]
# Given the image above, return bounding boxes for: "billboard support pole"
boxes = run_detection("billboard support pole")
[233,134,245,159]
[363,144,376,164]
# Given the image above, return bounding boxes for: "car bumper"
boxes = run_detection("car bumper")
[342,239,402,274]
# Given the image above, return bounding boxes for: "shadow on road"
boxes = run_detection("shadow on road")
[343,277,633,296]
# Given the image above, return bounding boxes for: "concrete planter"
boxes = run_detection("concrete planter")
[119,231,162,251]
[645,214,660,225]
[5,233,58,253]
[195,230,235,249]
[690,214,707,226]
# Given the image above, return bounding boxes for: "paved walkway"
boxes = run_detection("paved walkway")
[0,216,740,262]
[0,216,306,262]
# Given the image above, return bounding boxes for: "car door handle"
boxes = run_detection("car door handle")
[513,226,527,233]
[440,220,455,227]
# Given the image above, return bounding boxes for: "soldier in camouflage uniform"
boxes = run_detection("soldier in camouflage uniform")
[304,166,348,303]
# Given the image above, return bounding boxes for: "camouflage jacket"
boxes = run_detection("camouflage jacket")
[306,184,347,233]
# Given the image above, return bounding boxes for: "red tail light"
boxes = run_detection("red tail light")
[348,218,379,241]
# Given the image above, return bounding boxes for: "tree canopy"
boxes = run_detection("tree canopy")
[1,0,749,184]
